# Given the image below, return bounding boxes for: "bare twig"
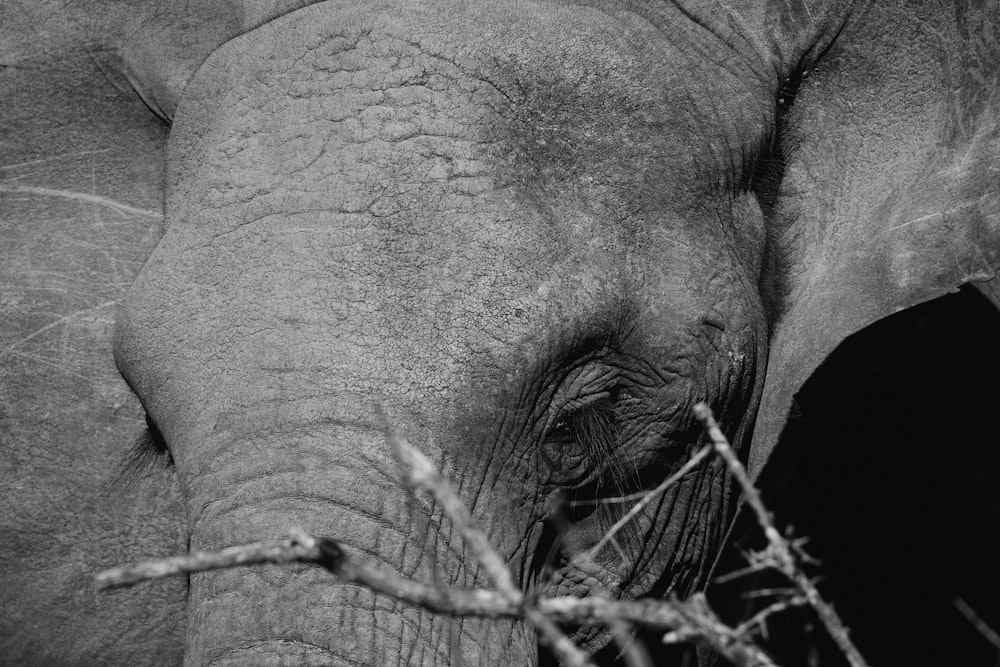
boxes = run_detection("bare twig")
[734,595,810,638]
[607,619,654,667]
[97,419,857,667]
[713,560,766,585]
[576,444,714,565]
[665,594,779,667]
[692,403,870,667]
[739,587,803,600]
[98,425,789,667]
[545,483,652,667]
[391,436,596,667]
[96,529,774,666]
[95,532,318,589]
[97,529,513,617]
[391,437,520,603]
[955,598,1000,649]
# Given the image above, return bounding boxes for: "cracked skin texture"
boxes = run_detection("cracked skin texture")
[115,4,773,663]
[3,0,999,665]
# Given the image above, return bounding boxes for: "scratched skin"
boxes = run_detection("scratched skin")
[0,43,188,667]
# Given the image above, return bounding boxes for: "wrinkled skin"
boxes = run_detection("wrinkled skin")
[2,0,998,665]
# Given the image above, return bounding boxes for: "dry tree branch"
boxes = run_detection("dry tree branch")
[692,403,870,667]
[734,596,810,638]
[96,528,777,666]
[390,436,596,667]
[955,598,1000,650]
[96,529,513,617]
[97,410,871,667]
[97,434,783,667]
[544,478,653,666]
[391,437,520,602]
[95,533,317,589]
[391,435,777,666]
[606,619,654,667]
[92,538,736,633]
[575,444,714,566]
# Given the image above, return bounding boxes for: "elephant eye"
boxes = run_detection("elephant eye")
[542,391,620,486]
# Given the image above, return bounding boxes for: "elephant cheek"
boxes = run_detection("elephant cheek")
[178,430,537,666]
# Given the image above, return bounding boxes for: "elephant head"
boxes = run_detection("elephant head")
[114,4,776,662]
[4,0,998,664]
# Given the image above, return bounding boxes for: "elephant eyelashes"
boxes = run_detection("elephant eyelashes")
[115,414,174,487]
[141,413,173,465]
[542,394,621,487]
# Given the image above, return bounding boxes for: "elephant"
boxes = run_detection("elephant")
[2,0,999,665]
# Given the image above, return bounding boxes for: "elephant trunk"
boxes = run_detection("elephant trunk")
[178,426,535,666]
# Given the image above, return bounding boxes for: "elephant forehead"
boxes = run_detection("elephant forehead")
[118,1,768,423]
[165,0,773,234]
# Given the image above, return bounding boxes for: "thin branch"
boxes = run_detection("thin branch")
[95,529,773,665]
[576,444,714,565]
[95,533,316,589]
[713,561,767,585]
[96,417,857,667]
[607,619,654,667]
[734,596,810,638]
[391,436,596,667]
[545,484,652,667]
[392,437,521,603]
[740,587,803,600]
[693,403,870,667]
[665,593,780,667]
[955,598,1000,649]
[97,529,513,617]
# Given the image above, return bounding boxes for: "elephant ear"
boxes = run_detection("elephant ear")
[749,5,1000,479]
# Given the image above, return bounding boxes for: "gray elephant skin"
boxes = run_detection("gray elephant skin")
[2,0,999,665]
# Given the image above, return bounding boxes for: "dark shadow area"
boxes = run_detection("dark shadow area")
[710,285,1000,666]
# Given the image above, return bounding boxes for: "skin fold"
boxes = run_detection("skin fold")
[2,0,998,665]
